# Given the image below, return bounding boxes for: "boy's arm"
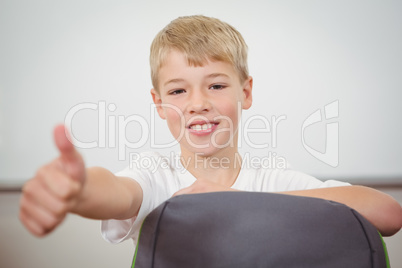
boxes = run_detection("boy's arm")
[19,125,142,237]
[283,186,402,237]
[72,167,142,220]
[174,180,402,236]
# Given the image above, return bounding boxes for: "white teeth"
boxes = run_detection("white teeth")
[190,123,213,131]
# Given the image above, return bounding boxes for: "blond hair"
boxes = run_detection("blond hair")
[150,15,249,91]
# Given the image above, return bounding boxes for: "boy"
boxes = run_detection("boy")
[20,15,401,246]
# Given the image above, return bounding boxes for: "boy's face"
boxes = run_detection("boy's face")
[151,50,252,158]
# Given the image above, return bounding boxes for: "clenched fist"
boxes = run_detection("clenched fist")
[19,125,86,236]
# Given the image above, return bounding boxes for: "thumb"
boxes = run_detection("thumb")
[54,124,77,160]
[53,124,85,183]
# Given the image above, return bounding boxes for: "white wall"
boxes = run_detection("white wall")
[1,0,401,186]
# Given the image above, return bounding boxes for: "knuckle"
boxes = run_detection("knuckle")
[20,194,36,213]
[54,202,69,217]
[43,216,58,230]
[35,165,50,180]
[22,180,34,195]
[38,210,63,234]
[18,209,27,223]
[60,180,79,199]
[35,226,47,237]
[20,213,45,237]
[19,196,29,211]
[31,167,51,188]
[70,180,81,196]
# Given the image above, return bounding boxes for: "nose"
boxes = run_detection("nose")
[187,90,212,114]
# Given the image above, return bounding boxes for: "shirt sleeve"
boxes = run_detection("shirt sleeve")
[269,169,351,192]
[101,152,180,245]
[227,163,352,193]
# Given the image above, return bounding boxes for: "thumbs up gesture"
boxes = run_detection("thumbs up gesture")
[19,125,86,236]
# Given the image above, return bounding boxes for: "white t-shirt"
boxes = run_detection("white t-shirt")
[101,151,350,245]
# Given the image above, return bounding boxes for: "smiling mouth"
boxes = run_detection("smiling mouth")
[189,123,214,131]
[187,121,219,133]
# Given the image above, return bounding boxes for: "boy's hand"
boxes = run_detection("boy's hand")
[173,179,238,197]
[19,125,86,237]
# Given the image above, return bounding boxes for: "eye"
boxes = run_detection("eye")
[209,84,226,90]
[169,89,186,95]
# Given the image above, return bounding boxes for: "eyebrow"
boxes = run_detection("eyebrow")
[164,78,186,87]
[163,73,230,87]
[206,73,230,79]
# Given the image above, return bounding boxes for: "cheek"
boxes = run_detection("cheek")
[164,106,184,121]
[217,100,241,124]
[163,106,185,135]
[161,99,184,119]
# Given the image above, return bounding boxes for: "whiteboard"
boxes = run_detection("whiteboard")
[1,0,401,187]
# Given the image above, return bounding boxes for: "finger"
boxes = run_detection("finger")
[24,173,70,216]
[20,207,63,237]
[20,194,64,237]
[19,209,46,237]
[54,124,77,162]
[38,164,81,200]
[53,124,85,183]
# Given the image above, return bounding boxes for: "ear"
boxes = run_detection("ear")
[242,76,253,110]
[150,88,166,120]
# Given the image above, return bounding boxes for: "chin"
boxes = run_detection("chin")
[180,134,237,157]
[188,144,234,158]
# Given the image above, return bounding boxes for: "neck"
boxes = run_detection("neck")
[180,146,242,187]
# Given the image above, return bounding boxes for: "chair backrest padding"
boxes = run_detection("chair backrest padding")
[133,191,388,268]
